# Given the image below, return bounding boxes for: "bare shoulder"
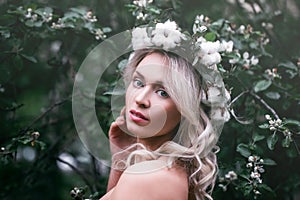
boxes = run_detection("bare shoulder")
[110,160,188,200]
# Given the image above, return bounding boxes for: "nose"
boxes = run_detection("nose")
[135,87,151,108]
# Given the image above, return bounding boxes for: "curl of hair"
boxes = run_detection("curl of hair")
[118,49,221,200]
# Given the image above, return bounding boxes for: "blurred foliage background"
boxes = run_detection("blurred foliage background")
[0,0,300,199]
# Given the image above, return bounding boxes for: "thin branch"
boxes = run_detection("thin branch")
[0,103,24,112]
[249,91,280,119]
[229,90,249,107]
[56,157,94,192]
[22,96,71,134]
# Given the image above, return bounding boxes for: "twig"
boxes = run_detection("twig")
[229,90,249,107]
[249,91,280,119]
[0,103,24,112]
[21,97,71,134]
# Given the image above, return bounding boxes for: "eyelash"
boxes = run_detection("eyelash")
[132,78,169,98]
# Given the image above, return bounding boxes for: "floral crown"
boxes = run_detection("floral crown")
[131,19,232,124]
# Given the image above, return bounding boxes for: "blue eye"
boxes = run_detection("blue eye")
[157,90,169,98]
[133,79,144,87]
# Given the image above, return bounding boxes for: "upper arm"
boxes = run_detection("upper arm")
[110,167,188,200]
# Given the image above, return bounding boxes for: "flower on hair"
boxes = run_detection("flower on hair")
[131,20,186,51]
[133,0,153,7]
[152,20,186,50]
[132,27,153,50]
[195,37,233,67]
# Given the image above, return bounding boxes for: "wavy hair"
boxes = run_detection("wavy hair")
[118,49,220,200]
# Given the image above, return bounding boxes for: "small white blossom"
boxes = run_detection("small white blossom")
[229,53,241,64]
[251,171,261,179]
[133,0,153,7]
[151,20,185,50]
[246,163,253,168]
[248,155,255,162]
[237,25,246,34]
[250,55,259,65]
[219,40,234,52]
[265,114,271,120]
[225,171,238,181]
[199,40,221,54]
[218,184,227,192]
[132,27,152,50]
[195,15,205,24]
[200,52,221,66]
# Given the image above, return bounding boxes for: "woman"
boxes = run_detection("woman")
[100,50,219,200]
[100,20,230,200]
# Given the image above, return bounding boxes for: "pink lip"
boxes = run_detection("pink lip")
[129,109,149,123]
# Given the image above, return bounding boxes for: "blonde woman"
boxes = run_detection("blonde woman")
[100,50,218,200]
[100,20,230,200]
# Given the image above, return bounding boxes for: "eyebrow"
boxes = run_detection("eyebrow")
[134,70,165,87]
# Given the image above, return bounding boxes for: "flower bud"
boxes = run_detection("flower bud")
[265,114,271,120]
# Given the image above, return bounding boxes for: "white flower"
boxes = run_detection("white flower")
[225,171,238,181]
[199,40,221,54]
[133,0,152,7]
[237,25,246,34]
[250,56,259,65]
[246,163,253,168]
[200,52,221,66]
[248,155,254,162]
[243,52,249,59]
[193,24,207,34]
[219,40,234,52]
[195,15,205,24]
[132,27,152,50]
[265,114,271,120]
[151,20,185,50]
[251,171,261,179]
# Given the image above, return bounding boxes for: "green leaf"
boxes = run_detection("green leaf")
[204,32,216,41]
[254,79,272,92]
[33,21,43,27]
[267,134,278,150]
[260,184,274,192]
[265,92,281,100]
[279,61,298,71]
[262,158,276,166]
[236,143,251,158]
[252,133,265,142]
[25,20,35,27]
[258,123,269,129]
[102,27,112,33]
[148,7,161,14]
[284,119,300,127]
[21,54,38,63]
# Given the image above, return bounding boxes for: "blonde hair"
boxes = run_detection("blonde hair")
[119,49,220,200]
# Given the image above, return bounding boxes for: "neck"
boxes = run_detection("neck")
[137,131,175,151]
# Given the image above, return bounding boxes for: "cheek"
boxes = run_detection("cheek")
[125,86,135,105]
[158,103,181,130]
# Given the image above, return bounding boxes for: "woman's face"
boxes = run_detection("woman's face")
[125,53,181,139]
